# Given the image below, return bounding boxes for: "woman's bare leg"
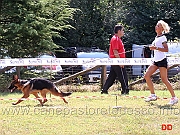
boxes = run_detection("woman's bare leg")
[159,67,175,97]
[144,65,158,94]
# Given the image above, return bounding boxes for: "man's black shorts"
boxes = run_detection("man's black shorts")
[153,58,167,68]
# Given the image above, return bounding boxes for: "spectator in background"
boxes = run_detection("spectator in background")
[101,24,129,95]
[144,20,178,105]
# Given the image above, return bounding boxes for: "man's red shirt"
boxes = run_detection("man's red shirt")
[109,35,125,58]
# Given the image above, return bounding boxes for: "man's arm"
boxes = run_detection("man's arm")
[113,50,124,68]
[113,50,120,58]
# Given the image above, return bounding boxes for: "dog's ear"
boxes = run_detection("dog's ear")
[13,75,18,80]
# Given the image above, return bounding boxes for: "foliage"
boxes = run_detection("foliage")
[118,0,180,46]
[0,0,76,58]
[0,74,11,92]
[54,0,108,50]
[99,0,121,51]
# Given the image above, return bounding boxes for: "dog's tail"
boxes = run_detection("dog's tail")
[55,86,72,97]
[60,90,72,97]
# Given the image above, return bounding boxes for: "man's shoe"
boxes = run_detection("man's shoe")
[101,91,108,94]
[121,93,129,95]
[121,91,129,95]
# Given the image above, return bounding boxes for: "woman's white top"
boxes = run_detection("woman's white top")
[152,35,167,62]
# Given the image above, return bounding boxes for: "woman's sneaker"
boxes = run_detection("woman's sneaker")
[145,96,157,102]
[168,97,178,105]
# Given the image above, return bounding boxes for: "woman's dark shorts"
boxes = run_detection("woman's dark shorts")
[153,58,167,68]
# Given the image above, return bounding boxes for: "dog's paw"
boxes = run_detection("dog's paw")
[12,103,17,105]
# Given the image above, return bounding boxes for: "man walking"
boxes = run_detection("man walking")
[101,24,129,95]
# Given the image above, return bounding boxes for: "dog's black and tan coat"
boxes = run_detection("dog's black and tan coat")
[8,75,72,106]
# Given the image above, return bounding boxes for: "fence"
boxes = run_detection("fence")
[0,57,180,92]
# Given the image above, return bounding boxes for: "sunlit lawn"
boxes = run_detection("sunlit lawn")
[0,90,180,135]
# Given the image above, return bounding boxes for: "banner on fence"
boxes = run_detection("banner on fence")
[0,57,180,66]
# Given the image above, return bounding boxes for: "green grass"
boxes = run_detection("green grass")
[0,90,180,135]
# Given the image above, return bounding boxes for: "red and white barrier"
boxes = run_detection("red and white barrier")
[0,95,172,101]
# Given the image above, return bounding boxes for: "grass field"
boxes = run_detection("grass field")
[0,90,179,135]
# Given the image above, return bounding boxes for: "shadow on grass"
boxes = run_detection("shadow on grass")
[148,102,178,109]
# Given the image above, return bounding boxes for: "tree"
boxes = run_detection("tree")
[0,0,76,58]
[118,0,180,46]
[155,0,180,41]
[99,0,121,51]
[54,0,108,50]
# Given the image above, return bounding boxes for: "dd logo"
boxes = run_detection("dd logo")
[161,124,172,130]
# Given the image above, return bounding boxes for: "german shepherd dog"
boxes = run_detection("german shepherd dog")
[8,75,72,106]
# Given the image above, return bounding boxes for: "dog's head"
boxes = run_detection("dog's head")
[8,75,29,93]
[8,75,19,92]
[8,75,30,92]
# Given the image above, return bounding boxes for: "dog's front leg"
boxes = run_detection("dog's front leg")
[12,94,29,105]
[12,100,23,105]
